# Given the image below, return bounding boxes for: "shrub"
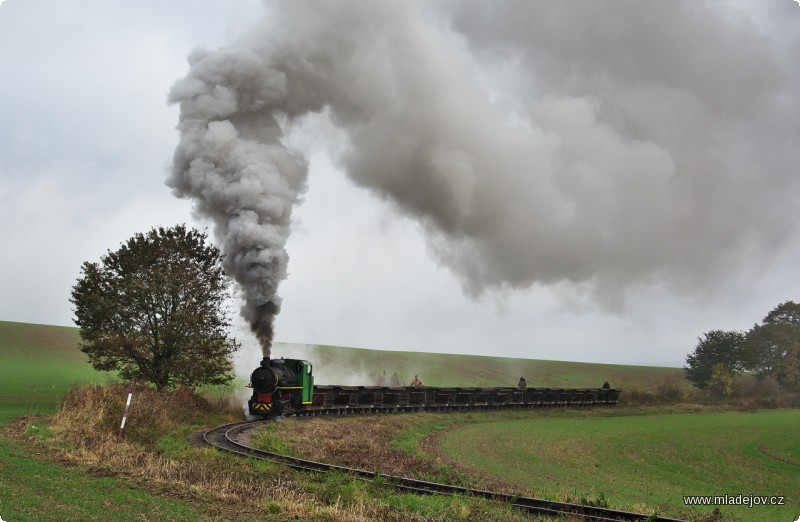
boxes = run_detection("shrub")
[655,374,687,403]
[50,384,225,446]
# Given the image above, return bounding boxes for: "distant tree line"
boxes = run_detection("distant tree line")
[685,301,800,395]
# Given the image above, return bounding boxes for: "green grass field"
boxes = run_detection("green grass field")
[0,323,211,521]
[0,435,203,522]
[4,320,779,521]
[435,408,800,521]
[0,321,116,424]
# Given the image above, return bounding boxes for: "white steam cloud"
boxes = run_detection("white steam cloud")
[169,0,800,349]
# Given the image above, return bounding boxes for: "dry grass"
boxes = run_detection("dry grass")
[253,414,521,495]
[256,415,434,475]
[734,392,800,411]
[248,414,634,521]
[16,385,445,521]
[52,385,215,444]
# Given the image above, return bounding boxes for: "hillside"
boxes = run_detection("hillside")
[0,321,112,416]
[0,321,686,404]
[278,343,684,390]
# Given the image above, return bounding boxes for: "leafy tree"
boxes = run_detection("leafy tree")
[774,349,800,391]
[707,363,735,397]
[744,323,786,377]
[71,225,240,390]
[684,330,746,389]
[744,301,800,391]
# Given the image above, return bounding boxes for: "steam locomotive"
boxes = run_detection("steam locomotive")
[248,358,314,417]
[248,357,620,418]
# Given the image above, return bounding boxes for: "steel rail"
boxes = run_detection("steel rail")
[204,421,686,522]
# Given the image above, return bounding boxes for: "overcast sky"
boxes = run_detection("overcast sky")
[1,0,798,368]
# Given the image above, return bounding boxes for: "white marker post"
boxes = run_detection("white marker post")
[117,392,133,439]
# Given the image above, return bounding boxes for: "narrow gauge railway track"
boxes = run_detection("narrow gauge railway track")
[204,421,686,522]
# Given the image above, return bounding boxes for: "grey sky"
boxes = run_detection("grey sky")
[1,0,798,368]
